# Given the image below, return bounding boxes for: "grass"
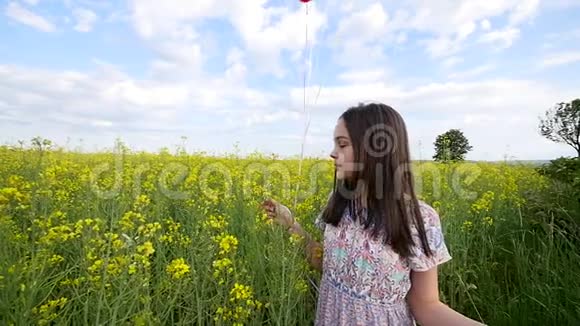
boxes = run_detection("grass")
[0,145,578,325]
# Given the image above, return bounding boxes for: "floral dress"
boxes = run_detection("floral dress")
[313,200,452,325]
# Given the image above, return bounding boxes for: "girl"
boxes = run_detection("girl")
[261,103,484,325]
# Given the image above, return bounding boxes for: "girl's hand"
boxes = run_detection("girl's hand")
[260,198,294,228]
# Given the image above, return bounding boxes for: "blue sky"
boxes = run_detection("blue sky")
[1,0,579,160]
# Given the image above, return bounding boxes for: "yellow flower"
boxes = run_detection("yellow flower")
[432,201,442,210]
[104,232,125,250]
[230,283,253,301]
[483,216,494,226]
[38,225,76,245]
[166,258,190,280]
[88,259,103,274]
[128,263,137,275]
[294,279,308,293]
[212,233,239,256]
[32,297,68,324]
[89,275,101,284]
[159,234,173,244]
[135,254,152,268]
[106,256,128,276]
[212,257,234,278]
[471,191,495,214]
[215,283,261,325]
[59,277,85,287]
[48,254,64,265]
[255,212,272,227]
[133,194,151,211]
[461,220,474,232]
[204,214,229,231]
[120,211,146,232]
[112,239,124,250]
[159,219,191,246]
[137,241,155,257]
[289,233,304,245]
[137,222,162,238]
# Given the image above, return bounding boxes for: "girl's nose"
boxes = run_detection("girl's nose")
[330,148,338,160]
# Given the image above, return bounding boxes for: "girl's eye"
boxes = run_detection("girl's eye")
[339,144,347,148]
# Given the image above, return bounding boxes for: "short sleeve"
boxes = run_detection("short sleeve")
[408,202,452,272]
[314,190,334,232]
[314,211,326,232]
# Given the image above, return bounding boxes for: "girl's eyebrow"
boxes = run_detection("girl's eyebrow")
[334,136,348,141]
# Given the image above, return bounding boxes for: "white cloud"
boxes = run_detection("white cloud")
[543,0,580,9]
[4,2,56,32]
[409,0,539,56]
[333,41,388,68]
[334,2,388,44]
[541,51,580,67]
[241,110,301,128]
[105,10,130,23]
[288,78,578,160]
[91,119,113,128]
[442,56,464,68]
[479,27,521,49]
[463,113,498,125]
[423,36,463,58]
[330,2,398,67]
[72,8,97,32]
[544,28,580,48]
[480,19,491,31]
[0,64,189,116]
[396,32,407,44]
[128,0,326,78]
[509,0,540,25]
[331,0,541,59]
[146,37,207,80]
[224,48,248,83]
[2,0,577,160]
[338,69,387,83]
[22,0,40,5]
[0,62,285,145]
[100,80,189,107]
[231,3,327,77]
[448,64,495,79]
[1,60,577,160]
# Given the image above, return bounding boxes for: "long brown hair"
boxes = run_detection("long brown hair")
[321,102,432,259]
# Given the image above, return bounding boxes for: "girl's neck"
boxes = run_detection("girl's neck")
[355,186,368,209]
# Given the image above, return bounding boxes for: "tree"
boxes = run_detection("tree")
[433,129,473,162]
[539,99,580,158]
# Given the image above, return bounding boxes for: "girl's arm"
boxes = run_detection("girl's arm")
[407,267,486,326]
[287,221,323,272]
[260,198,323,272]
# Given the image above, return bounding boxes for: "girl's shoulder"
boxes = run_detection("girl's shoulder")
[413,199,441,226]
[401,199,445,244]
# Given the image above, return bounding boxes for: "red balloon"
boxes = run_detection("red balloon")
[300,0,312,3]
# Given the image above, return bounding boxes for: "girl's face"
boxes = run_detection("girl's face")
[330,118,356,180]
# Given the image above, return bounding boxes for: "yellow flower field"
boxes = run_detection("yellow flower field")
[0,145,578,325]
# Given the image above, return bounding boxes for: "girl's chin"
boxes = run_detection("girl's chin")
[336,171,352,181]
